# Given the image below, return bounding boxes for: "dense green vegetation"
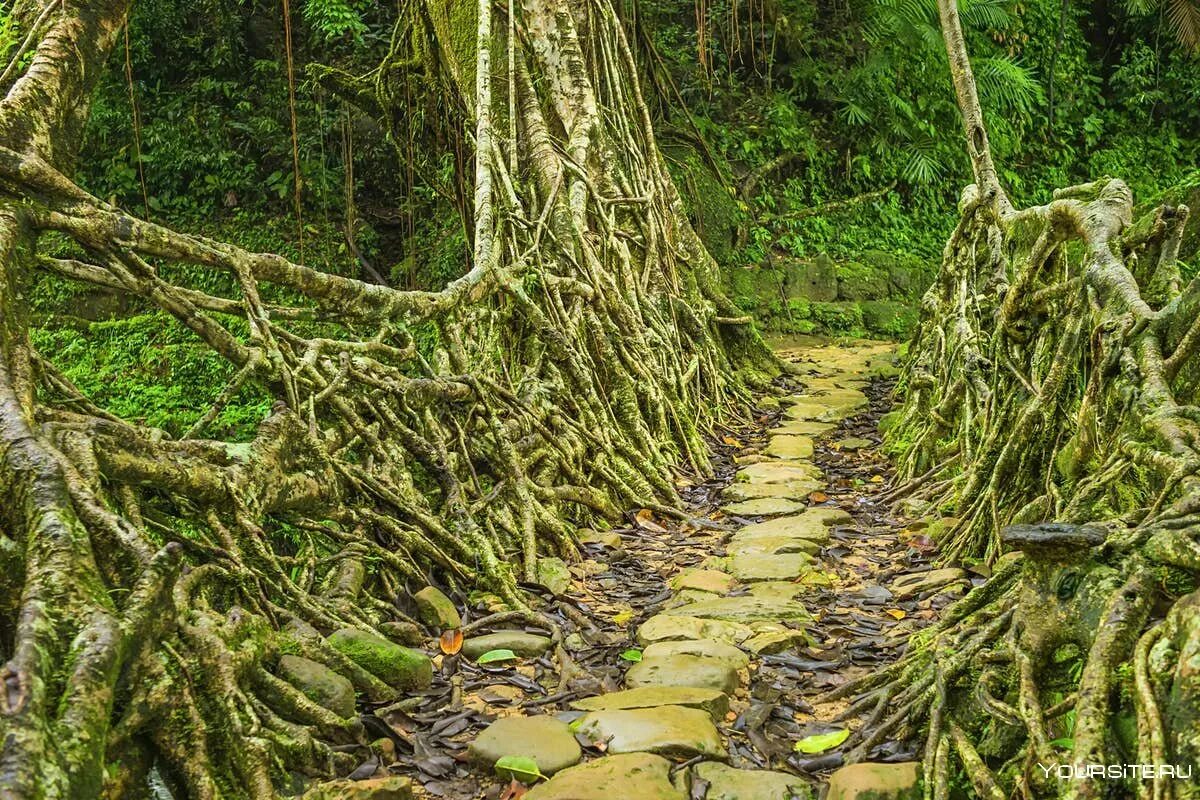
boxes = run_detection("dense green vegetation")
[32,0,1195,423]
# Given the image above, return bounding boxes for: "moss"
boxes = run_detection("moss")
[860,300,919,338]
[327,628,432,691]
[423,0,479,98]
[662,143,739,266]
[835,260,890,300]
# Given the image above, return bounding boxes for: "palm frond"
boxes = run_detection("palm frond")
[1166,0,1200,50]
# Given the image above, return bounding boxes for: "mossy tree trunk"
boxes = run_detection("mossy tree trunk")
[0,0,775,796]
[832,1,1200,797]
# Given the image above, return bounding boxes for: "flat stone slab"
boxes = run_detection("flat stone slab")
[692,762,813,800]
[728,534,820,557]
[665,589,722,609]
[835,437,873,451]
[728,551,813,582]
[637,614,753,646]
[468,715,582,776]
[670,569,736,594]
[743,628,811,654]
[737,461,822,484]
[571,686,730,719]
[666,595,810,625]
[825,762,921,800]
[802,507,854,525]
[764,435,814,459]
[723,479,823,502]
[624,653,740,694]
[462,631,553,660]
[525,753,685,800]
[642,638,750,670]
[573,706,726,759]
[784,399,857,423]
[771,420,837,436]
[722,497,807,517]
[735,513,839,543]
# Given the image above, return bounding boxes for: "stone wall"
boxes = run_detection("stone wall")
[725,250,935,339]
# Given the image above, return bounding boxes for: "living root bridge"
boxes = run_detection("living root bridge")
[0,0,778,796]
[830,0,1200,797]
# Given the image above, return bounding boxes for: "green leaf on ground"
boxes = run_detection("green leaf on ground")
[476,648,518,664]
[620,648,643,662]
[495,755,544,783]
[794,728,850,753]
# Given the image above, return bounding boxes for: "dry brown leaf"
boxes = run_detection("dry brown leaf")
[500,779,529,800]
[808,491,829,503]
[635,508,667,532]
[439,629,464,655]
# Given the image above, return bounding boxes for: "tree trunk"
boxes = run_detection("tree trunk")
[0,0,777,796]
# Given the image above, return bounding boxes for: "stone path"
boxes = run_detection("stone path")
[454,341,929,800]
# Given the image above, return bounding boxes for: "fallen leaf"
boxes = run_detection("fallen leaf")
[808,491,829,503]
[722,436,742,447]
[439,629,463,655]
[635,509,667,532]
[499,778,529,800]
[495,755,544,784]
[611,609,635,626]
[476,649,518,665]
[619,648,642,662]
[869,475,884,483]
[794,728,850,754]
[884,609,907,620]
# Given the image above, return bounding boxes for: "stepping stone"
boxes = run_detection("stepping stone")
[468,715,582,776]
[637,614,753,646]
[665,589,722,609]
[625,653,740,694]
[573,706,726,759]
[571,686,730,719]
[835,437,873,451]
[892,568,968,600]
[764,435,814,459]
[670,569,736,594]
[825,762,921,800]
[525,753,684,800]
[737,461,822,484]
[723,479,822,502]
[728,534,820,557]
[734,514,837,543]
[746,581,808,600]
[462,631,553,660]
[803,507,854,525]
[771,420,837,436]
[742,627,811,654]
[692,761,813,800]
[666,595,810,625]
[722,497,806,517]
[728,551,813,582]
[784,400,855,423]
[642,638,750,670]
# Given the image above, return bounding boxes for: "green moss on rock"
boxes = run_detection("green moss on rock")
[327,628,432,691]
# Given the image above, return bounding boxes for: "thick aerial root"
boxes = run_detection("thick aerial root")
[0,0,780,795]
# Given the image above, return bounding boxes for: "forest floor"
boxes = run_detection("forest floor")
[352,340,978,800]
